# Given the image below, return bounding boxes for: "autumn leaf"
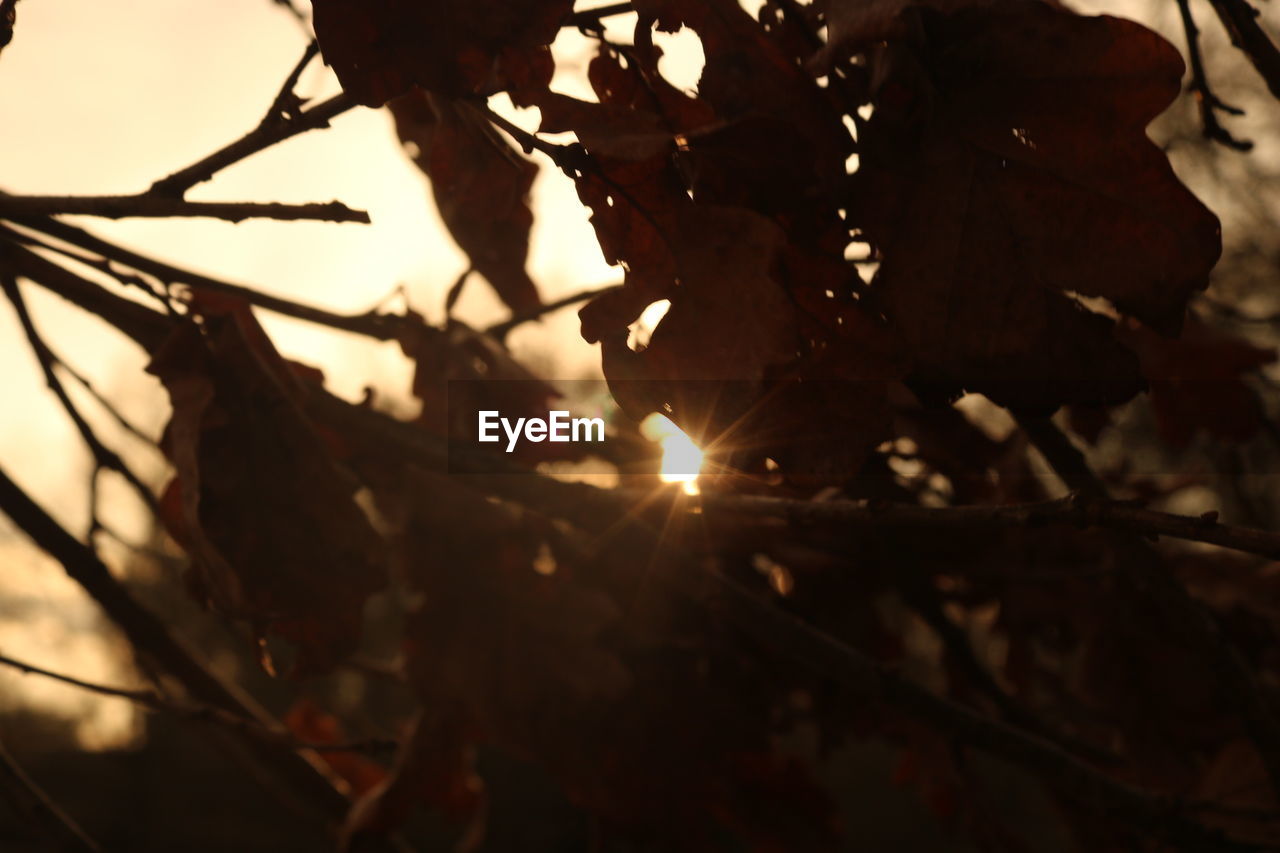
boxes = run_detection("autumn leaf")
[535,48,897,480]
[632,0,850,184]
[148,306,386,676]
[0,0,17,53]
[389,472,631,717]
[309,0,572,106]
[390,91,542,315]
[1117,314,1276,447]
[852,3,1221,410]
[284,699,388,797]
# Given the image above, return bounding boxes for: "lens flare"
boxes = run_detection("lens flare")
[639,413,703,495]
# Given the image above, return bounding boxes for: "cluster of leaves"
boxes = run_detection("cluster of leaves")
[51,0,1280,850]
[315,0,1239,479]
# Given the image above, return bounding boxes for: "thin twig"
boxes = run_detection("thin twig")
[265,41,320,123]
[0,222,175,311]
[565,2,634,31]
[1207,0,1280,100]
[149,92,358,198]
[1,272,160,523]
[485,284,622,339]
[52,357,159,449]
[691,490,1280,561]
[0,739,102,853]
[0,464,360,821]
[0,652,399,756]
[1019,415,1280,798]
[0,194,369,223]
[0,221,413,342]
[1177,0,1252,150]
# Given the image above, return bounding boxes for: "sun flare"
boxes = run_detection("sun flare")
[639,413,703,495]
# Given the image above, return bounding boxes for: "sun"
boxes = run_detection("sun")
[639,413,703,495]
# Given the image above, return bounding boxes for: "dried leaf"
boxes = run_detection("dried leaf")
[853,3,1221,410]
[310,0,572,105]
[391,92,541,315]
[0,0,17,53]
[1117,314,1275,447]
[148,307,386,675]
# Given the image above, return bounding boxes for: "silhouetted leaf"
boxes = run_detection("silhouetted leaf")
[852,3,1221,409]
[1118,314,1275,447]
[148,305,386,675]
[310,0,572,105]
[391,91,542,315]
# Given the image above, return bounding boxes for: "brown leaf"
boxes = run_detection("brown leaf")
[390,91,541,315]
[632,0,850,184]
[310,0,572,106]
[812,0,990,67]
[147,307,386,676]
[1117,314,1276,447]
[853,3,1221,410]
[0,0,17,53]
[283,699,388,797]
[527,61,896,478]
[392,473,631,718]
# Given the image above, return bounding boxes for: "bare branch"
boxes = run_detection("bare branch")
[565,2,634,32]
[1020,415,1280,798]
[0,272,160,525]
[149,92,358,198]
[265,41,320,123]
[0,221,412,341]
[1207,0,1280,100]
[1178,0,1253,150]
[0,652,398,757]
[0,194,370,224]
[692,490,1280,561]
[52,356,159,450]
[0,463,359,821]
[485,284,622,339]
[0,739,102,853]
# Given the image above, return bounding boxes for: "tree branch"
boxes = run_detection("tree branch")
[691,490,1280,561]
[0,739,102,853]
[0,221,412,342]
[565,2,634,32]
[0,463,360,821]
[149,91,358,198]
[1207,0,1280,100]
[1,273,160,527]
[1178,0,1252,150]
[0,652,397,756]
[0,194,370,224]
[485,284,622,340]
[1020,415,1280,798]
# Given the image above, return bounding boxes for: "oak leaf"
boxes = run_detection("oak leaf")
[853,3,1221,409]
[148,306,386,675]
[310,0,572,105]
[391,91,542,315]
